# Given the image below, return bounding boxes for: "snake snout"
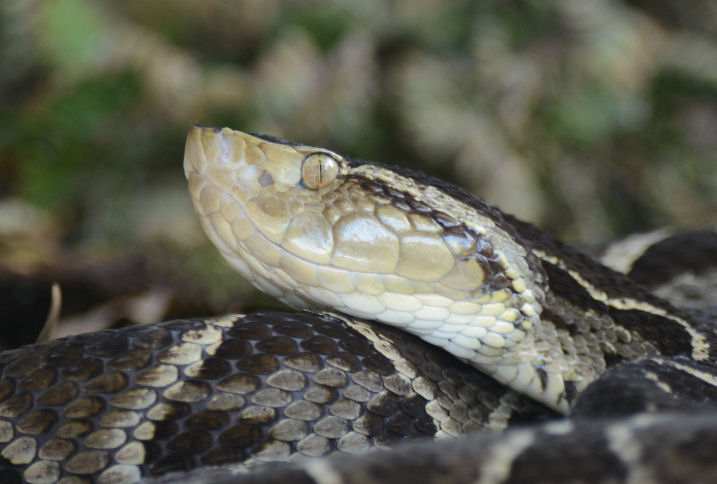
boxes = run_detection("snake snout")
[184,125,238,176]
[183,124,210,177]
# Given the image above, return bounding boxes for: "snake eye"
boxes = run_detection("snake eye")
[301,153,339,189]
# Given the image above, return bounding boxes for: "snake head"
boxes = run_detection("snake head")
[185,125,565,411]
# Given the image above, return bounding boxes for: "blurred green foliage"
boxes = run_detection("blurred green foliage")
[1,0,716,310]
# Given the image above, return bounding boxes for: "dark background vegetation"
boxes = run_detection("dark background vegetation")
[1,0,716,347]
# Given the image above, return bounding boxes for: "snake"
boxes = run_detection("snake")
[1,126,716,483]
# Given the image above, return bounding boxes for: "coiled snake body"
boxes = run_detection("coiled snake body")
[1,126,716,483]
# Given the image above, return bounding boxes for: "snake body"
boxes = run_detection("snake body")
[1,126,716,483]
[0,312,554,483]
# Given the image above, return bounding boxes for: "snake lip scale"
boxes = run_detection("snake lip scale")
[1,125,715,483]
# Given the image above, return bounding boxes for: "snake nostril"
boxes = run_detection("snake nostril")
[259,170,275,187]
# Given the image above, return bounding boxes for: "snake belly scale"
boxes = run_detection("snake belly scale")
[184,126,713,413]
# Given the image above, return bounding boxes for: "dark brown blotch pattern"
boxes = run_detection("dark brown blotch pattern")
[0,312,551,482]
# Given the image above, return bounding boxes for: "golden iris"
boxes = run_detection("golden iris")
[301,153,339,189]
